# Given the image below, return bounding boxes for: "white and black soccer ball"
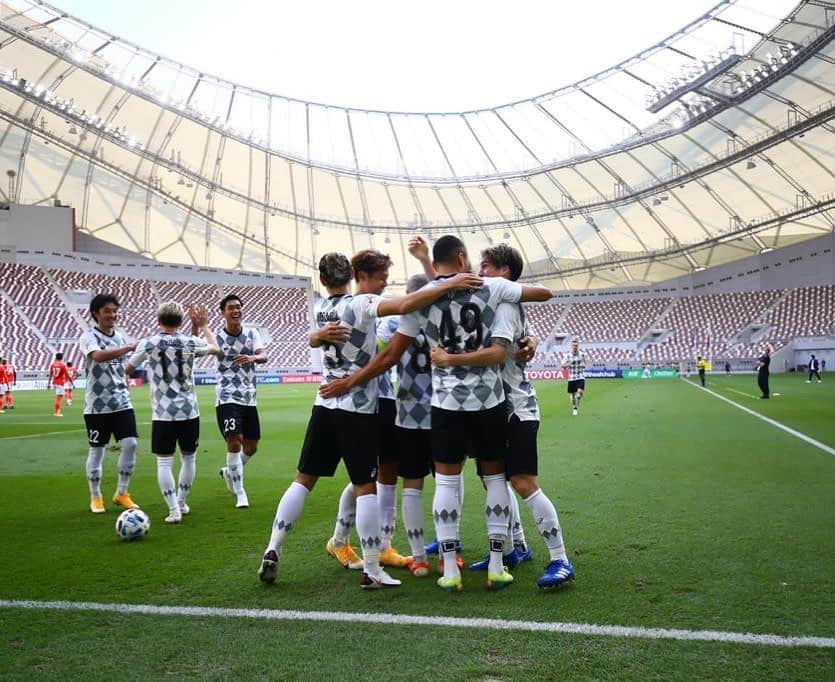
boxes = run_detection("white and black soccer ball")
[115,508,150,541]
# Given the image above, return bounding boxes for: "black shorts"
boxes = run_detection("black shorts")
[216,403,261,441]
[394,426,432,479]
[505,415,539,478]
[84,409,138,446]
[567,379,586,394]
[431,403,508,464]
[151,418,200,455]
[297,406,379,485]
[377,399,398,465]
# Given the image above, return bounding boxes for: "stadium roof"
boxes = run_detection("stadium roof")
[0,0,833,289]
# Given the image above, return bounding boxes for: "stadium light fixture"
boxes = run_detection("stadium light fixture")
[746,160,756,170]
[760,246,774,254]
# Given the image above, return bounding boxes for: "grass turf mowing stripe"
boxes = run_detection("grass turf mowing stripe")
[1,599,833,649]
[0,428,86,440]
[685,380,835,457]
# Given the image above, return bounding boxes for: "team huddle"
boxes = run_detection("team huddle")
[69,234,578,594]
[259,235,576,592]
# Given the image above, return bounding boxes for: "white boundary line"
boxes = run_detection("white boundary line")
[0,599,832,649]
[684,380,835,457]
[0,428,86,440]
[724,387,758,400]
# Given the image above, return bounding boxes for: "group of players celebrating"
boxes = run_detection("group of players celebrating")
[259,235,576,592]
[70,233,577,594]
[75,293,264,520]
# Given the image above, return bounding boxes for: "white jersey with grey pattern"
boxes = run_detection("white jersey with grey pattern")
[78,327,134,415]
[214,327,264,407]
[313,293,381,414]
[492,302,540,422]
[398,276,523,412]
[566,351,587,381]
[395,328,432,430]
[375,316,399,401]
[128,332,211,421]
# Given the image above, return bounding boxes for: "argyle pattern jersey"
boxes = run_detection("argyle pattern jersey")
[313,293,381,415]
[78,327,134,415]
[566,351,587,381]
[214,327,264,407]
[375,316,399,401]
[128,332,211,421]
[398,276,523,412]
[395,329,432,430]
[492,302,540,422]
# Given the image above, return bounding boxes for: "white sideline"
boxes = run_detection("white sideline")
[0,599,833,649]
[684,380,835,457]
[0,428,86,440]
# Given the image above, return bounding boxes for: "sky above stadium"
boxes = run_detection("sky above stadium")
[50,0,732,111]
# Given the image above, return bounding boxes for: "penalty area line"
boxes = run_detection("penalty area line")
[0,599,833,649]
[684,380,835,457]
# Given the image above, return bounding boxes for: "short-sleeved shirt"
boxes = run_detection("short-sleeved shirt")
[314,293,382,415]
[215,327,264,407]
[398,276,523,412]
[67,367,80,384]
[78,327,134,415]
[565,351,587,381]
[396,328,432,430]
[376,316,399,401]
[758,354,770,376]
[128,332,211,421]
[48,361,69,386]
[3,364,14,384]
[492,302,540,422]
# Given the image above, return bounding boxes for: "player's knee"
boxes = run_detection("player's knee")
[243,439,258,456]
[121,436,138,456]
[353,481,376,497]
[478,460,504,477]
[294,472,318,491]
[377,461,398,484]
[226,433,243,452]
[510,475,538,499]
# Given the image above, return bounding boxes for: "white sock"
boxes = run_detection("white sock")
[266,481,309,554]
[177,453,196,505]
[86,446,105,499]
[507,482,527,550]
[227,450,244,495]
[156,455,178,513]
[433,473,461,579]
[116,437,137,494]
[356,492,381,575]
[525,488,567,561]
[402,487,426,562]
[483,474,511,574]
[332,482,356,546]
[377,482,397,551]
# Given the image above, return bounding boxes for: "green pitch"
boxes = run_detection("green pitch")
[1,375,833,679]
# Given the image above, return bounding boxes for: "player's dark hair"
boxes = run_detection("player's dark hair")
[351,250,392,279]
[55,352,63,360]
[89,293,120,321]
[432,235,466,265]
[406,273,429,294]
[318,252,352,288]
[481,243,523,281]
[66,360,73,366]
[219,294,242,312]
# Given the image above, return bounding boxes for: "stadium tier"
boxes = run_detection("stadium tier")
[2,256,833,370]
[0,261,311,370]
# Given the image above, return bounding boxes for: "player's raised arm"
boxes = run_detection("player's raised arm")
[189,305,220,355]
[375,272,482,317]
[408,236,437,280]
[318,332,413,399]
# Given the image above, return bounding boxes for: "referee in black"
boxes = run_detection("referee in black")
[757,346,771,399]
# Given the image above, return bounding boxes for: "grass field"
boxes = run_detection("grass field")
[1,374,833,680]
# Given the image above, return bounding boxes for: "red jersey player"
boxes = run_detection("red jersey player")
[3,358,15,410]
[65,360,80,406]
[47,352,70,417]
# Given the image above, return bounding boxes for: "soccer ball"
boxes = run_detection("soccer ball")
[115,508,150,541]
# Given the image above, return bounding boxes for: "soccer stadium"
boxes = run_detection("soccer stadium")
[0,0,833,677]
